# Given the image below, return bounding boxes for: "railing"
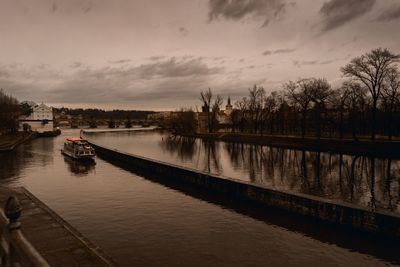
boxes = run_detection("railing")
[0,196,50,267]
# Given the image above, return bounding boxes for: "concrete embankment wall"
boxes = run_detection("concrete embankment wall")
[90,141,400,238]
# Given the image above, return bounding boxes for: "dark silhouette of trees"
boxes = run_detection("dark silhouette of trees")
[234,97,248,133]
[200,88,213,133]
[20,102,33,117]
[346,83,369,140]
[170,109,196,134]
[263,91,278,135]
[309,78,332,139]
[331,86,349,139]
[210,95,223,132]
[125,116,133,128]
[108,119,116,128]
[0,89,19,134]
[285,79,313,138]
[381,67,400,140]
[190,48,400,140]
[89,116,97,128]
[341,48,400,141]
[199,88,223,133]
[54,108,154,121]
[247,85,265,133]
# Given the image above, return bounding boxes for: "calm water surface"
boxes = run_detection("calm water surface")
[87,130,400,213]
[0,129,399,266]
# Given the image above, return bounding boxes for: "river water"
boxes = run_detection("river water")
[86,129,400,213]
[0,128,399,266]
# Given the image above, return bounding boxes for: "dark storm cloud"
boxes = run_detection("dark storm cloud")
[133,57,224,79]
[319,0,376,32]
[374,5,400,22]
[208,0,286,27]
[262,48,296,55]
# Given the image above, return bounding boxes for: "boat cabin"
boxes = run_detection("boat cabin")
[62,137,95,160]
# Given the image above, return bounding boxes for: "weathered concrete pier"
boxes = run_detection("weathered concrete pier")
[90,140,400,238]
[0,187,116,266]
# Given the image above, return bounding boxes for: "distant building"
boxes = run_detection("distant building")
[54,110,71,127]
[195,97,234,133]
[147,111,172,121]
[19,103,54,133]
[195,112,209,133]
[224,96,233,116]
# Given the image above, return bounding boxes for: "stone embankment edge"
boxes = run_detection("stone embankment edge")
[89,140,400,238]
[0,132,37,152]
[22,187,118,267]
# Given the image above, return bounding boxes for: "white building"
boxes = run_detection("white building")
[19,103,54,133]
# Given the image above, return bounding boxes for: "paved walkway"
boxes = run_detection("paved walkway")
[0,187,117,267]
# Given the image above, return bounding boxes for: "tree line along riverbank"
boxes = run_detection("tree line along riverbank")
[169,48,400,144]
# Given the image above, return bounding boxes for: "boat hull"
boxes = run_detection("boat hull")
[61,149,95,161]
[37,129,61,137]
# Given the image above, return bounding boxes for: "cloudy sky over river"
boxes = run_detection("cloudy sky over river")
[1,0,400,110]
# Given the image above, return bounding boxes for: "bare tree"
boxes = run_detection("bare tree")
[341,48,400,140]
[381,67,400,140]
[210,95,223,132]
[330,86,348,138]
[342,81,368,140]
[248,85,265,133]
[285,79,313,138]
[309,78,331,139]
[170,108,196,134]
[263,91,278,135]
[200,88,213,133]
[235,97,248,133]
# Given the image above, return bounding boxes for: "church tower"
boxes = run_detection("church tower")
[224,96,233,116]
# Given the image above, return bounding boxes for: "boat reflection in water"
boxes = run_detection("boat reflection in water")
[63,156,96,176]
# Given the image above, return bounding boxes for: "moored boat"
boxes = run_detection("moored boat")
[61,137,95,161]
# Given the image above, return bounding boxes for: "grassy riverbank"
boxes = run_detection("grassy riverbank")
[0,132,36,152]
[178,132,400,157]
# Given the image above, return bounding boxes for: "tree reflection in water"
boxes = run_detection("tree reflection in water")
[0,139,52,182]
[160,135,223,175]
[159,136,400,212]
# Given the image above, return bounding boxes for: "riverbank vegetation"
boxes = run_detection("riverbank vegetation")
[176,48,400,141]
[0,90,33,150]
[0,89,19,135]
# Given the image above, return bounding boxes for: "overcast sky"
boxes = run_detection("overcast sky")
[1,0,400,110]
